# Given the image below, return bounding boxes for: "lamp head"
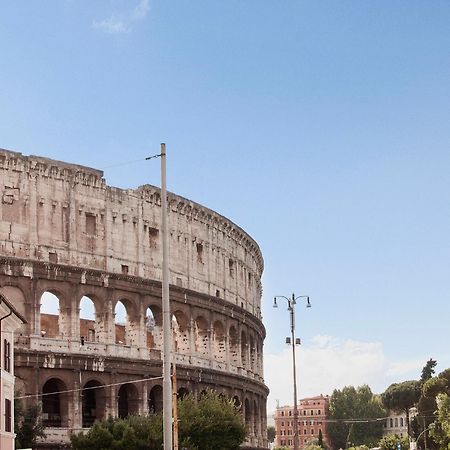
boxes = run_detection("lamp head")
[306,296,311,308]
[273,297,278,308]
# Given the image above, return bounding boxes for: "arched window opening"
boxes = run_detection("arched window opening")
[42,378,68,427]
[244,399,252,431]
[146,306,162,350]
[148,385,163,414]
[229,326,239,365]
[233,395,241,411]
[82,380,105,427]
[177,387,189,400]
[172,311,189,354]
[114,300,128,345]
[250,335,256,372]
[118,383,139,418]
[195,316,209,357]
[79,296,97,343]
[253,399,259,436]
[213,320,226,362]
[241,331,248,369]
[40,292,62,338]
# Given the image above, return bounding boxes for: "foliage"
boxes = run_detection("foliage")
[267,425,276,442]
[71,415,163,450]
[304,444,323,450]
[381,380,421,436]
[424,369,450,450]
[14,399,45,449]
[318,428,324,448]
[177,389,246,450]
[71,389,245,450]
[347,445,369,450]
[421,359,437,384]
[328,385,386,450]
[379,434,409,450]
[429,393,450,450]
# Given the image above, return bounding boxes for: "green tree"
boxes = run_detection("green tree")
[71,415,163,450]
[268,425,276,443]
[328,385,386,450]
[429,393,450,450]
[421,359,437,383]
[381,380,421,436]
[14,399,45,449]
[178,390,246,450]
[422,369,450,450]
[318,428,324,448]
[379,434,409,450]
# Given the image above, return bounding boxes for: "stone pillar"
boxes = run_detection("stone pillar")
[106,374,118,418]
[71,371,82,429]
[142,382,148,415]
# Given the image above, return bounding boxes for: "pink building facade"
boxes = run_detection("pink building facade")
[274,395,330,449]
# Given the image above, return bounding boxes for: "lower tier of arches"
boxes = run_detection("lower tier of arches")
[15,349,269,449]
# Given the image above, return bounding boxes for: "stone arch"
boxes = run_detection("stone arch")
[148,384,163,414]
[40,291,65,338]
[212,320,226,363]
[253,398,259,436]
[244,398,252,432]
[114,298,139,346]
[194,315,209,357]
[79,296,97,343]
[172,310,190,354]
[145,304,162,350]
[118,383,139,418]
[82,379,106,427]
[42,378,69,427]
[241,330,248,369]
[229,326,239,365]
[250,334,256,372]
[177,387,190,400]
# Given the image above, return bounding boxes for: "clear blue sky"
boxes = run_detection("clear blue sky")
[1,1,449,409]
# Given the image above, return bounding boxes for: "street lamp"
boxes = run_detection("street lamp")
[274,294,311,450]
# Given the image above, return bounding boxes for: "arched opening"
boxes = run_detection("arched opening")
[177,387,189,400]
[114,301,127,345]
[146,305,162,350]
[148,385,163,414]
[79,296,96,343]
[233,395,241,411]
[244,398,252,432]
[250,335,256,372]
[213,320,226,362]
[172,311,189,354]
[195,316,209,357]
[42,378,68,427]
[229,326,239,365]
[118,383,139,418]
[253,399,259,436]
[241,331,248,369]
[40,292,62,338]
[82,380,106,427]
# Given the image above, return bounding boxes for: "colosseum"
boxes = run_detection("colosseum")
[0,148,268,449]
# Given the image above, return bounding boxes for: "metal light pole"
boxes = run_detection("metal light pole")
[161,143,172,450]
[274,293,311,450]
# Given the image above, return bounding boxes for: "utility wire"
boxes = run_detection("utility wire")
[15,375,163,400]
[101,154,161,170]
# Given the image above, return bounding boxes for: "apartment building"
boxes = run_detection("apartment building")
[274,395,330,449]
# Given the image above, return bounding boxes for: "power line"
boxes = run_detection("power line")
[15,375,163,400]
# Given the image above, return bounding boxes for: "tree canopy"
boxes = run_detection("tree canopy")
[328,385,386,450]
[381,380,421,436]
[71,389,246,450]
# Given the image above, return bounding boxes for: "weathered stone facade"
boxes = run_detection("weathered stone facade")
[0,148,268,449]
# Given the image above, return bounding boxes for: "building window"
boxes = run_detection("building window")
[5,398,12,432]
[400,417,404,427]
[318,410,321,415]
[281,411,284,417]
[390,418,393,427]
[311,429,315,435]
[304,429,307,435]
[281,421,284,426]
[4,339,11,372]
[395,418,399,427]
[289,410,292,416]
